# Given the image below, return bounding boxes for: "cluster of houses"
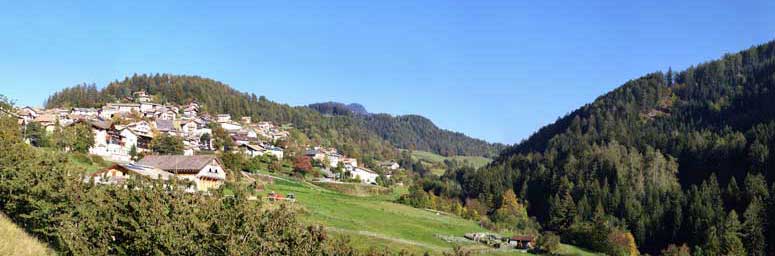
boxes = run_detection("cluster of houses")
[304,147,400,185]
[15,90,400,189]
[16,91,289,163]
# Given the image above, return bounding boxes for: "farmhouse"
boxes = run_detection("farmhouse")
[137,155,227,191]
[351,167,379,184]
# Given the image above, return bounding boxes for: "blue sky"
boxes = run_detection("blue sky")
[1,1,774,144]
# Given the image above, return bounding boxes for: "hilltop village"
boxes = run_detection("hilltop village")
[14,90,398,191]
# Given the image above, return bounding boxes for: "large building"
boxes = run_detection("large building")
[137,155,227,191]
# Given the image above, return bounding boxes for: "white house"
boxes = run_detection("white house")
[181,120,201,136]
[342,158,358,171]
[87,120,130,162]
[98,107,118,119]
[158,109,177,120]
[216,114,231,123]
[327,153,341,168]
[71,108,98,117]
[220,122,242,132]
[263,144,284,160]
[137,155,227,191]
[127,121,153,135]
[106,103,141,114]
[139,102,161,113]
[119,128,151,153]
[351,167,379,185]
[133,91,151,103]
[183,105,198,117]
[379,161,400,170]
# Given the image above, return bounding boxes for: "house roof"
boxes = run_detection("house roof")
[72,108,97,112]
[90,120,113,130]
[33,114,57,123]
[155,119,174,131]
[18,107,37,116]
[137,155,221,173]
[92,163,175,181]
[510,236,535,242]
[107,103,140,107]
[354,167,377,174]
[241,144,265,151]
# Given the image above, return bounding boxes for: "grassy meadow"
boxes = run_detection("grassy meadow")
[408,150,492,175]
[0,214,53,256]
[259,173,599,255]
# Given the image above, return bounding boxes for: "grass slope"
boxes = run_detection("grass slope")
[261,174,597,255]
[409,150,492,175]
[0,214,53,256]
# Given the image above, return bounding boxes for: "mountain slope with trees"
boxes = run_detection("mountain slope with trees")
[432,40,775,254]
[309,101,506,158]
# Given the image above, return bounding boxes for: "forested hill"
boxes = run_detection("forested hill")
[458,40,775,254]
[309,102,506,158]
[44,75,502,158]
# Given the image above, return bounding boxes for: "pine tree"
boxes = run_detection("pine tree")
[703,226,721,256]
[721,210,746,256]
[743,196,766,256]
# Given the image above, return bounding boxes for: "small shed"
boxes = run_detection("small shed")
[508,235,535,249]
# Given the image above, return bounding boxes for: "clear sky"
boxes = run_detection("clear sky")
[1,1,774,144]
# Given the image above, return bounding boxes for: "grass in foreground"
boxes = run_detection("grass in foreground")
[264,177,491,254]
[0,214,53,256]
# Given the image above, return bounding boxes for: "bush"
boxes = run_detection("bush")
[536,231,561,254]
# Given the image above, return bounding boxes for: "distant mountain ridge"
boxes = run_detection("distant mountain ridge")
[307,102,370,116]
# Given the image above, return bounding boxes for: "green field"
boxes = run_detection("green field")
[260,173,599,255]
[407,150,492,175]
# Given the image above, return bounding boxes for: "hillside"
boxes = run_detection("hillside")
[45,76,502,159]
[408,150,491,175]
[309,102,506,158]
[456,40,775,253]
[254,171,597,255]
